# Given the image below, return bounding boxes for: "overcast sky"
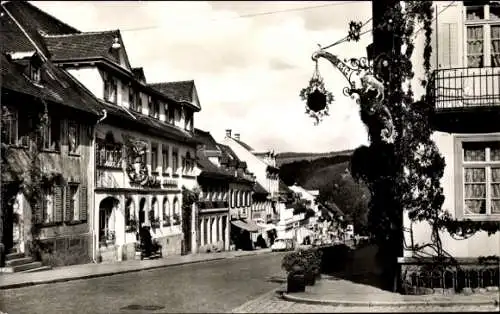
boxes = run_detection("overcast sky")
[31,1,373,153]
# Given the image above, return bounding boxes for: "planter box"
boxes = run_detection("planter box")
[287,273,306,293]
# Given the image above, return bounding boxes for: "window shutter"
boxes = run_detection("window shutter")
[80,186,88,221]
[65,186,73,222]
[437,3,462,68]
[54,185,63,222]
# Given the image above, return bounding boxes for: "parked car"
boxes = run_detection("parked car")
[271,238,294,252]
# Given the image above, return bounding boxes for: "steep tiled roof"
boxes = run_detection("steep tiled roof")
[99,101,197,144]
[194,128,220,151]
[148,80,201,111]
[234,138,254,151]
[42,30,126,66]
[196,151,233,180]
[1,52,103,116]
[2,1,80,58]
[0,8,104,116]
[149,80,194,102]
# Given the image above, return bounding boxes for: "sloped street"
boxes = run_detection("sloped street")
[0,252,286,314]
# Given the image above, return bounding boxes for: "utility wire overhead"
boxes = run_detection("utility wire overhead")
[119,1,360,33]
[320,0,457,50]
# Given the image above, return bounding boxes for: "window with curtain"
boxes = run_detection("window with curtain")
[465,3,500,67]
[151,143,158,173]
[492,25,500,67]
[163,198,170,226]
[467,26,484,67]
[462,141,500,216]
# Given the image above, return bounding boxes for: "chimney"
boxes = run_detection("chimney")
[225,129,232,138]
[234,133,240,141]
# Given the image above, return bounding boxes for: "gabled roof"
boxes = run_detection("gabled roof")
[234,138,254,151]
[279,180,293,194]
[148,80,201,111]
[194,128,220,151]
[42,30,132,71]
[3,1,79,35]
[132,67,146,82]
[218,144,241,164]
[253,181,268,195]
[0,7,104,117]
[1,1,79,59]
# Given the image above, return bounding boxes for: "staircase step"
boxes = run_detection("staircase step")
[6,252,25,260]
[12,261,43,272]
[6,257,33,267]
[19,265,52,273]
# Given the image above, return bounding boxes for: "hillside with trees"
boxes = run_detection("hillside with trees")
[275,149,354,166]
[279,153,370,234]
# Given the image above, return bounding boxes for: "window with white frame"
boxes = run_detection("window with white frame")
[465,2,500,67]
[41,115,61,151]
[42,186,55,223]
[459,139,500,217]
[162,145,169,174]
[67,120,79,155]
[1,107,17,145]
[104,76,118,103]
[66,184,79,221]
[151,143,158,173]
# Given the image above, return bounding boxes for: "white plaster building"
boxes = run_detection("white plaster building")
[222,130,282,224]
[37,27,201,262]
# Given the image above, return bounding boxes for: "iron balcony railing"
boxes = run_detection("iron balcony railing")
[430,66,500,110]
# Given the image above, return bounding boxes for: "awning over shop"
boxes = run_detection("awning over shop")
[231,219,261,232]
[256,222,276,232]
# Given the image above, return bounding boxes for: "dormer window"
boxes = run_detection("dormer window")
[149,98,159,119]
[168,105,175,124]
[30,64,41,83]
[184,110,193,131]
[104,75,117,104]
[129,86,136,111]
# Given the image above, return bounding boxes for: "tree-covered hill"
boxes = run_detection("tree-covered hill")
[279,152,370,234]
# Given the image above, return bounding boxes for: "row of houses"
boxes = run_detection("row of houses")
[0,1,307,269]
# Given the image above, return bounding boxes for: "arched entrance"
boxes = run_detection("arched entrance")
[99,196,120,246]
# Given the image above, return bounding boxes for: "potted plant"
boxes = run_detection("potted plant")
[282,251,306,293]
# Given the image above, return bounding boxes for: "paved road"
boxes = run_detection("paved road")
[231,289,500,313]
[0,252,287,314]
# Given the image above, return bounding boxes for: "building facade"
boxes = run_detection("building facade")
[43,31,201,262]
[1,1,105,267]
[222,130,282,225]
[1,1,203,263]
[402,0,500,290]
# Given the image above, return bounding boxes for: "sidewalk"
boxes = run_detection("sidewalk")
[282,276,500,307]
[0,248,272,290]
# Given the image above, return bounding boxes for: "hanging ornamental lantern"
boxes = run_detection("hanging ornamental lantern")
[299,59,334,125]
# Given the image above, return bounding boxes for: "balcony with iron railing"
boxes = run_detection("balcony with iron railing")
[429,66,500,132]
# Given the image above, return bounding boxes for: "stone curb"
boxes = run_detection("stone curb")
[281,292,500,308]
[0,249,273,290]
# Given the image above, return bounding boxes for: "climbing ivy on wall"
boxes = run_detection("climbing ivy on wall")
[346,1,500,266]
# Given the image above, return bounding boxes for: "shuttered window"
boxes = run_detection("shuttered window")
[80,187,88,221]
[65,184,78,221]
[54,186,63,222]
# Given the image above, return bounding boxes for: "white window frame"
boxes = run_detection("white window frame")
[68,183,79,221]
[464,2,500,67]
[454,134,500,221]
[43,186,55,223]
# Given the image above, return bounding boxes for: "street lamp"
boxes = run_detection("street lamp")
[306,49,396,144]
